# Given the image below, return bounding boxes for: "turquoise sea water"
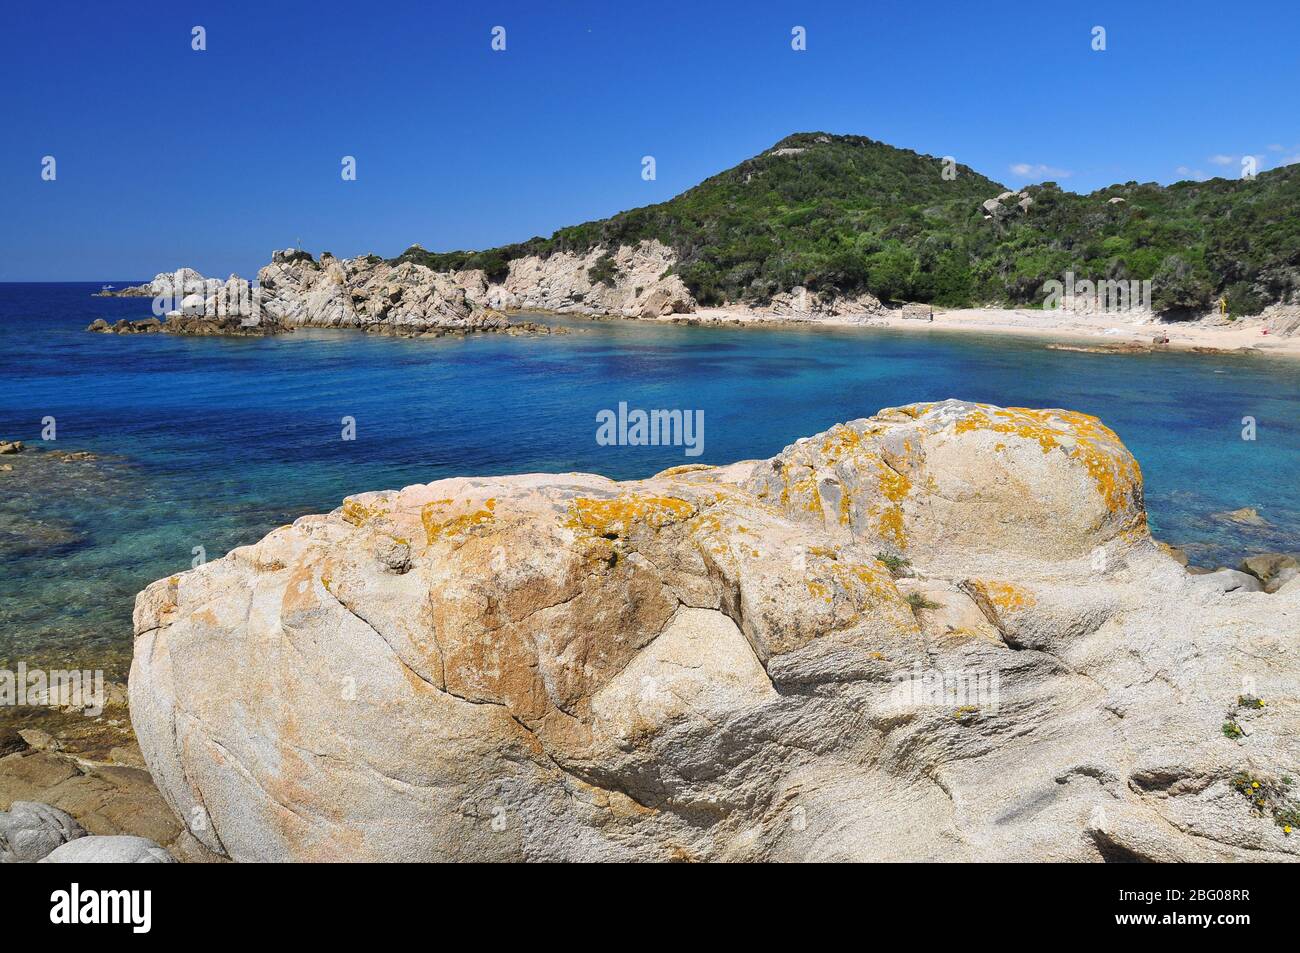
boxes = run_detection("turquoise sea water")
[2,282,1298,677]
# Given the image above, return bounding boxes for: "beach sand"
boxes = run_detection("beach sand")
[678,304,1300,357]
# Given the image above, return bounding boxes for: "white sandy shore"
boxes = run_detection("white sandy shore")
[675,305,1300,358]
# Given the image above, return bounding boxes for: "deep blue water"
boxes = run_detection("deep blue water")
[2,282,1298,676]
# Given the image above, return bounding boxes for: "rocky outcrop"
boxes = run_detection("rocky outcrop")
[981,189,1033,220]
[256,242,693,328]
[484,241,694,318]
[129,400,1300,862]
[97,268,210,298]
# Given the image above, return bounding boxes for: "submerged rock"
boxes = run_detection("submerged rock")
[129,401,1300,861]
[1212,506,1270,527]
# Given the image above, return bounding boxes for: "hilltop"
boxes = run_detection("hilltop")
[396,132,1300,315]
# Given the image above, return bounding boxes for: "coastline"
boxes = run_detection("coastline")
[668,305,1300,358]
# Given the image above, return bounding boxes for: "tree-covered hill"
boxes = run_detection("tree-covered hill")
[395,132,1300,315]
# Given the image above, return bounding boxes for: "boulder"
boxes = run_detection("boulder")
[0,801,86,862]
[39,835,174,864]
[1191,568,1264,593]
[0,441,22,455]
[128,401,1300,862]
[1240,553,1298,585]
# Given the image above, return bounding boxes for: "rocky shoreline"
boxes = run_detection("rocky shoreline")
[108,400,1300,861]
[94,245,1300,355]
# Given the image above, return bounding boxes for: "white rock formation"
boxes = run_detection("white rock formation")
[129,401,1300,862]
[40,835,175,863]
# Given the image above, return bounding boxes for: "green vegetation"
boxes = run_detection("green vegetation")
[587,252,620,287]
[393,132,1300,315]
[904,592,942,612]
[1231,772,1297,834]
[876,551,911,575]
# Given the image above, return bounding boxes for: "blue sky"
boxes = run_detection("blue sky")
[2,0,1297,280]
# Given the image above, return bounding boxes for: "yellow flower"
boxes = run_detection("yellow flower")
[1285,826,1293,835]
[1252,781,1260,788]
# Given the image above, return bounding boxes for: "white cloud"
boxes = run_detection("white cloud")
[1008,162,1072,179]
[1208,154,1235,166]
[1175,166,1207,181]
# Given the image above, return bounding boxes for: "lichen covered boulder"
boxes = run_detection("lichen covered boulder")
[745,400,1147,562]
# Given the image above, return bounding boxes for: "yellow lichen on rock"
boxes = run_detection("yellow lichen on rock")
[341,498,387,527]
[420,500,495,544]
[568,494,697,538]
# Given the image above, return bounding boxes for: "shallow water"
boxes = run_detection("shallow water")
[2,282,1298,678]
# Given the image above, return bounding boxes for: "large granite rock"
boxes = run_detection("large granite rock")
[129,400,1300,861]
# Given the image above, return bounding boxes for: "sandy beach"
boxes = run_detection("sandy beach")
[680,303,1300,358]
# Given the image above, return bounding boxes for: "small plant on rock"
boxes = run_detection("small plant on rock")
[905,592,941,612]
[876,552,910,575]
[1231,771,1298,834]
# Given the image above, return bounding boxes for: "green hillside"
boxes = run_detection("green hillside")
[395,132,1300,315]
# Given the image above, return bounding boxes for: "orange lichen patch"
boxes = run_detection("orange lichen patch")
[873,504,907,549]
[818,424,864,458]
[876,456,911,503]
[340,498,387,527]
[807,579,830,601]
[420,500,495,544]
[882,402,934,420]
[777,463,826,518]
[972,580,1036,613]
[568,494,697,538]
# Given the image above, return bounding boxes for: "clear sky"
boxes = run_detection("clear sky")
[2,0,1297,280]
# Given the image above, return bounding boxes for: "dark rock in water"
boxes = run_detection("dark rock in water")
[1240,552,1298,582]
[161,313,291,336]
[1240,553,1300,592]
[0,513,87,558]
[88,314,291,337]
